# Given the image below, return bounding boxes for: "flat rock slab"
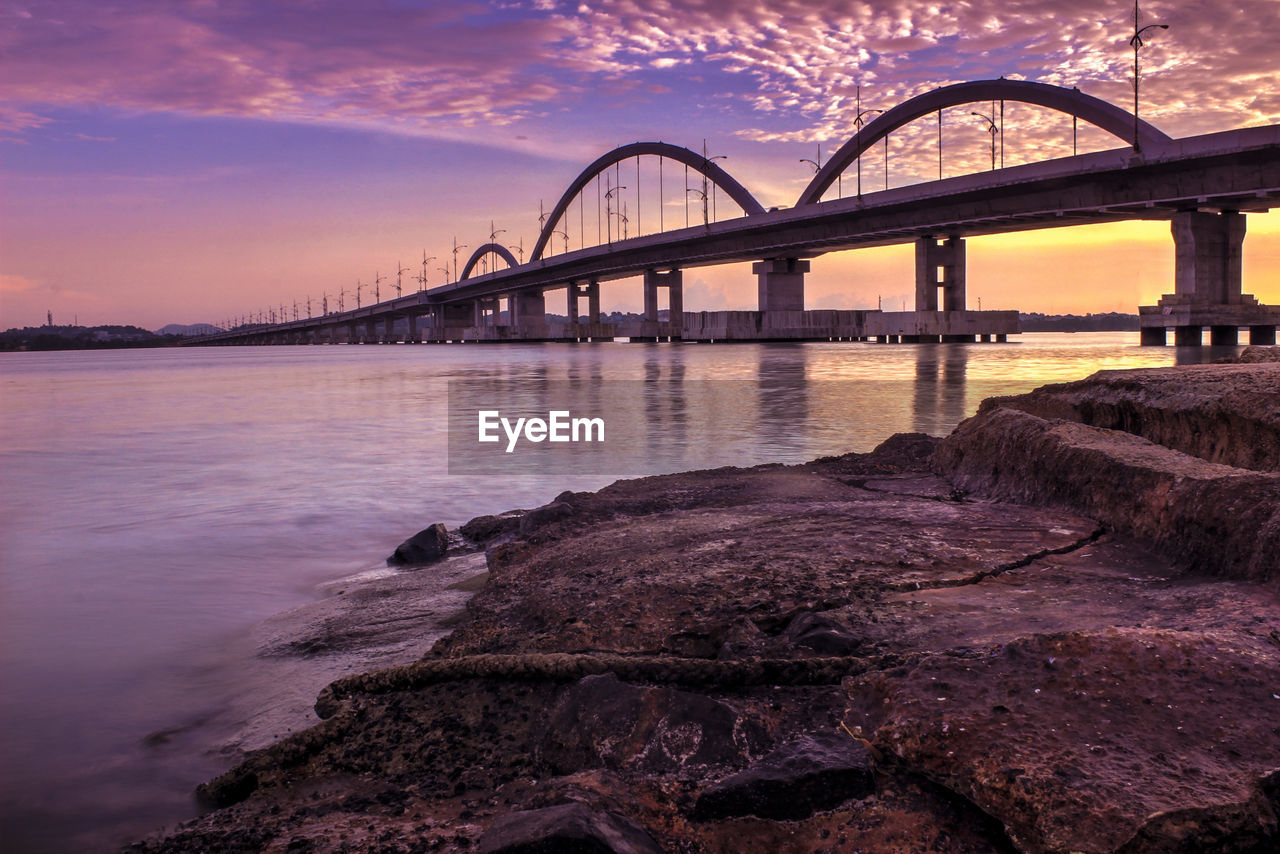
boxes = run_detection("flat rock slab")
[478,802,662,854]
[981,363,1280,472]
[848,627,1280,853]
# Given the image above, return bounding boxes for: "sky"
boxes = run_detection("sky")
[1,0,1278,329]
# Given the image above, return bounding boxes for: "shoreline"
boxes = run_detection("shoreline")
[131,356,1280,853]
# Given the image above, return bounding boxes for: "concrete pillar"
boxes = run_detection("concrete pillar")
[1172,210,1245,304]
[915,236,966,311]
[1140,326,1167,346]
[753,259,808,311]
[347,322,357,343]
[643,269,683,322]
[1174,325,1202,346]
[383,317,396,343]
[1250,325,1277,345]
[511,291,545,326]
[1210,325,1238,345]
[365,319,377,343]
[587,282,600,323]
[407,315,418,343]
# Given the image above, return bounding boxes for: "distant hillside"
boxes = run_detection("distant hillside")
[156,323,221,336]
[1019,312,1140,332]
[0,325,183,351]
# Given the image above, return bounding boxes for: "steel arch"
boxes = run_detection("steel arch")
[530,141,766,262]
[459,243,519,280]
[797,79,1174,206]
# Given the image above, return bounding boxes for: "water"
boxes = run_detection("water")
[0,335,1224,851]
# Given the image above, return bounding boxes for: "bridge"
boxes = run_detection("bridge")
[193,79,1280,347]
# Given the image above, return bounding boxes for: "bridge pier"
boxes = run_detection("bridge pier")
[1140,210,1280,345]
[567,281,600,325]
[754,259,807,311]
[915,236,966,313]
[642,269,683,340]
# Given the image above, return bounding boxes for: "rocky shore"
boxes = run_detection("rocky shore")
[131,360,1280,854]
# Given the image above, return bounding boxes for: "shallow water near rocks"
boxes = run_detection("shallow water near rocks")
[0,334,1230,851]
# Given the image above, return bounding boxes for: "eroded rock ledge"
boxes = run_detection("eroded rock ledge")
[130,365,1280,854]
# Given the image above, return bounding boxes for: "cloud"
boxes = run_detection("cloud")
[1,1,1276,164]
[0,273,41,293]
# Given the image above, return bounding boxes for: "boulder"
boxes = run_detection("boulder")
[460,513,522,545]
[385,522,448,566]
[518,500,573,537]
[692,730,875,821]
[478,802,662,854]
[781,611,864,656]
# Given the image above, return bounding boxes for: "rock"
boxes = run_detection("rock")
[539,673,763,775]
[518,500,573,537]
[781,611,864,655]
[933,406,1280,582]
[692,730,875,821]
[978,364,1280,472]
[461,513,522,544]
[477,802,662,854]
[1236,345,1280,364]
[851,628,1280,854]
[386,522,449,566]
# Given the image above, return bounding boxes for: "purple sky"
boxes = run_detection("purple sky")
[2,0,1278,328]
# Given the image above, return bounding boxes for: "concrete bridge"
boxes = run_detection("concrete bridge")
[193,80,1280,347]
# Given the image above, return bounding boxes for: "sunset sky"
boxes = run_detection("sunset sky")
[2,0,1278,330]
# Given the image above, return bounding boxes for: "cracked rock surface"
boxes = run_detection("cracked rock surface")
[131,367,1280,854]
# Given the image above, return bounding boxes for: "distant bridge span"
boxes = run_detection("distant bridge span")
[191,79,1280,348]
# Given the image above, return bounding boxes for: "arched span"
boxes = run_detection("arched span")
[797,79,1174,206]
[459,243,519,280]
[530,141,766,262]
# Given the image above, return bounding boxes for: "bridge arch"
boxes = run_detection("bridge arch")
[530,141,767,262]
[797,79,1174,206]
[459,243,519,280]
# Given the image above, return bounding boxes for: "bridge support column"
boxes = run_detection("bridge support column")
[407,315,418,343]
[365,319,377,343]
[1173,210,1244,304]
[915,236,966,311]
[383,317,396,343]
[643,269,683,339]
[511,291,546,338]
[1141,210,1277,346]
[347,322,357,344]
[753,259,807,311]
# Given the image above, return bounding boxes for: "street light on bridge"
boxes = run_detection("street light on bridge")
[551,231,570,255]
[604,180,626,244]
[685,187,708,229]
[971,111,1000,171]
[852,85,883,198]
[395,262,412,297]
[418,252,437,291]
[1129,0,1168,153]
[451,237,467,283]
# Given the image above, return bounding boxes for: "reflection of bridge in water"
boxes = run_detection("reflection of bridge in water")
[194,79,1280,348]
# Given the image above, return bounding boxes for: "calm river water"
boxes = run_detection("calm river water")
[0,334,1229,851]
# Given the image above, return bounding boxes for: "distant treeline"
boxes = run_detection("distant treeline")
[1019,312,1139,332]
[0,325,184,351]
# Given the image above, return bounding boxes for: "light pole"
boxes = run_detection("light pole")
[395,262,411,298]
[452,237,467,283]
[604,180,625,244]
[700,140,727,222]
[419,252,436,291]
[686,187,708,228]
[1129,1,1168,153]
[971,111,999,171]
[355,280,363,309]
[552,230,569,254]
[852,86,883,198]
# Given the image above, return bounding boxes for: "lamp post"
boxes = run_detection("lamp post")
[552,230,569,254]
[452,237,467,283]
[395,262,411,298]
[1129,1,1168,153]
[604,181,625,244]
[700,140,727,222]
[419,252,436,291]
[686,187,708,228]
[852,87,883,198]
[971,111,999,171]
